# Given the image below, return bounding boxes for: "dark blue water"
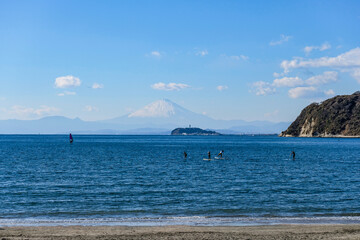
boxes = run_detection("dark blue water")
[0,135,359,226]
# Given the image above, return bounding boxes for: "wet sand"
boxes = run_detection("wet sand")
[1,224,360,239]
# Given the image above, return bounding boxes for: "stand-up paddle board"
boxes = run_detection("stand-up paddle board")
[203,158,213,161]
[214,157,224,160]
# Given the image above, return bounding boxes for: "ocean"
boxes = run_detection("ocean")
[0,135,359,226]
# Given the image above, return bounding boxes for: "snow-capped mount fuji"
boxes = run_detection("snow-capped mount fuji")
[128,99,186,118]
[104,99,290,133]
[106,99,215,129]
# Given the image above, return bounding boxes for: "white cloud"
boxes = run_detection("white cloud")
[57,91,76,97]
[304,46,315,54]
[146,51,163,58]
[92,83,104,89]
[55,75,81,88]
[253,71,338,98]
[288,86,317,98]
[281,47,360,73]
[252,81,276,96]
[269,34,292,46]
[272,76,304,87]
[217,85,228,91]
[229,55,249,61]
[350,68,360,83]
[304,42,331,54]
[273,72,285,78]
[305,71,338,85]
[8,105,59,119]
[84,105,99,112]
[288,87,334,99]
[319,42,331,51]
[196,50,208,56]
[151,82,190,91]
[151,51,161,57]
[253,47,359,98]
[220,54,249,63]
[325,89,335,95]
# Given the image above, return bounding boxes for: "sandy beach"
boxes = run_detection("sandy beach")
[1,225,360,240]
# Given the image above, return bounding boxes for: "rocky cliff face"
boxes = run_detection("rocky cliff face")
[280,91,360,137]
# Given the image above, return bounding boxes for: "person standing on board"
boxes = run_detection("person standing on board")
[291,151,295,160]
[208,151,211,159]
[184,151,187,159]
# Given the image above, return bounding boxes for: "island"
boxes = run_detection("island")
[280,91,360,137]
[171,127,221,135]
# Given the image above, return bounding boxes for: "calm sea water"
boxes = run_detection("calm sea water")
[0,135,359,226]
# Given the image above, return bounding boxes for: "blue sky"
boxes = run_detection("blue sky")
[0,0,359,122]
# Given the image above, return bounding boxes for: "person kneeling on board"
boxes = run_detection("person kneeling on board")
[218,150,224,158]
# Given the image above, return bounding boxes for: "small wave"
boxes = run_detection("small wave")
[1,215,360,227]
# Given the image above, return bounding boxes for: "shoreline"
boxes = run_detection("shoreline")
[279,133,360,138]
[1,224,360,239]
[1,215,360,227]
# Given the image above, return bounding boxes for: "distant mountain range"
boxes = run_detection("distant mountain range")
[0,99,290,134]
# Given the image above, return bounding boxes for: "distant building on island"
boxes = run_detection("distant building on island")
[171,127,221,136]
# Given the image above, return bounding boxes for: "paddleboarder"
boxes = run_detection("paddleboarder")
[291,151,295,160]
[218,150,224,158]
